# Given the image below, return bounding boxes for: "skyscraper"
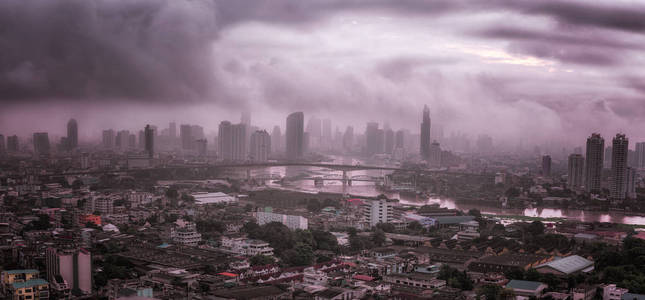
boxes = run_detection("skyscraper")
[384,128,394,154]
[343,126,354,151]
[46,247,92,295]
[66,118,78,150]
[420,105,431,159]
[626,167,636,199]
[7,135,18,152]
[102,129,115,149]
[429,141,441,167]
[0,134,4,153]
[180,124,192,150]
[610,133,628,201]
[286,112,304,160]
[196,139,208,157]
[322,118,332,149]
[250,130,271,161]
[271,126,282,153]
[584,133,604,194]
[542,155,552,177]
[636,142,645,169]
[567,154,584,190]
[395,130,405,149]
[33,132,50,157]
[144,124,154,158]
[231,123,247,161]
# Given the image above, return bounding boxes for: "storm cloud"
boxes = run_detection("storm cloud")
[1,0,645,148]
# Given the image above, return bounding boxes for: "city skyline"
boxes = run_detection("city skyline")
[2,0,645,147]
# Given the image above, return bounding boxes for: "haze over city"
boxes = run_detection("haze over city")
[3,1,645,299]
[3,0,645,150]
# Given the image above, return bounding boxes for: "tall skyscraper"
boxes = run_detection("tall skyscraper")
[218,121,233,160]
[395,130,405,149]
[250,130,271,161]
[66,118,78,150]
[271,126,282,153]
[322,118,332,149]
[636,142,645,169]
[542,155,552,177]
[33,132,50,157]
[343,126,354,151]
[420,105,431,159]
[0,134,4,153]
[231,123,247,161]
[567,154,584,190]
[585,133,604,194]
[180,124,192,150]
[610,133,628,201]
[365,122,384,156]
[306,117,322,149]
[286,112,304,160]
[144,125,154,158]
[626,167,637,199]
[7,135,18,152]
[102,129,115,149]
[429,141,441,167]
[384,128,394,154]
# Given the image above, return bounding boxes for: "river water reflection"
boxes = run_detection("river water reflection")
[223,159,645,225]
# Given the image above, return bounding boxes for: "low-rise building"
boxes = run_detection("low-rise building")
[169,220,202,247]
[505,280,547,299]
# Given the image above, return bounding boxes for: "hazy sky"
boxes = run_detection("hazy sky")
[1,0,645,148]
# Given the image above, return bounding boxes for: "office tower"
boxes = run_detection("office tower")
[231,123,247,161]
[128,134,136,149]
[102,129,115,149]
[429,141,442,167]
[343,126,354,151]
[0,134,4,153]
[636,142,645,169]
[604,146,613,169]
[271,126,282,153]
[610,133,629,201]
[286,112,304,160]
[420,105,431,159]
[33,132,50,157]
[250,130,271,161]
[626,167,636,199]
[585,133,604,194]
[384,128,394,154]
[66,118,78,150]
[395,130,405,149]
[567,154,584,190]
[365,122,384,156]
[7,135,18,152]
[115,130,129,150]
[191,125,205,140]
[46,247,92,295]
[144,125,154,158]
[196,139,207,157]
[169,122,177,138]
[306,117,322,149]
[322,118,332,149]
[138,130,145,149]
[218,121,233,160]
[542,155,552,177]
[180,124,192,150]
[477,134,494,154]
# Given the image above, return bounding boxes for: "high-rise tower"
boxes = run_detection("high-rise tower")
[584,133,604,194]
[610,133,628,201]
[67,119,78,150]
[420,105,431,160]
[286,112,304,160]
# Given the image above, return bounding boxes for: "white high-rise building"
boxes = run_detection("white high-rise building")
[256,211,308,230]
[567,154,584,190]
[362,198,394,227]
[250,130,271,161]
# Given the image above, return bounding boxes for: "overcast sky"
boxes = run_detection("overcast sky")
[1,0,645,149]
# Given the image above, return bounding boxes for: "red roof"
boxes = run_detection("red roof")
[218,272,238,277]
[353,274,375,281]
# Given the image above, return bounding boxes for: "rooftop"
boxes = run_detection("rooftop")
[506,280,544,291]
[536,255,593,275]
[3,269,39,275]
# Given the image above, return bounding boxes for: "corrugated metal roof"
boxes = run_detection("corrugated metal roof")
[536,255,593,275]
[506,280,544,291]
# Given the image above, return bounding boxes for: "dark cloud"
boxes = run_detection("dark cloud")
[0,0,219,102]
[375,56,458,82]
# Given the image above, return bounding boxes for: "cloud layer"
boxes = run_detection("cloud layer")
[1,0,645,149]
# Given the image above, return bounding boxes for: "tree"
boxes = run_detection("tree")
[407,221,424,232]
[281,243,315,266]
[307,199,322,213]
[371,229,386,247]
[527,221,545,236]
[165,188,179,199]
[438,265,473,290]
[478,284,502,300]
[524,268,541,281]
[311,230,339,252]
[250,255,276,266]
[376,223,396,233]
[468,209,482,218]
